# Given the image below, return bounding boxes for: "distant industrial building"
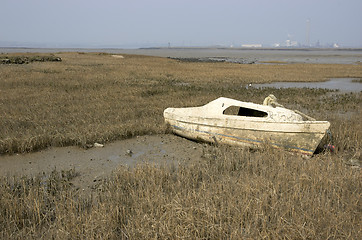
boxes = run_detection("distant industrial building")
[285,39,298,47]
[241,44,262,48]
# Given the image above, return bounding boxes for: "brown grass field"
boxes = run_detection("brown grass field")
[0,52,361,239]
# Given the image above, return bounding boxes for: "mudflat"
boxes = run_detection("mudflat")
[0,134,204,190]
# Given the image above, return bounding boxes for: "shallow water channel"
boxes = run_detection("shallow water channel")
[252,78,362,92]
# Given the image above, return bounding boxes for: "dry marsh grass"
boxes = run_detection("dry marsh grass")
[0,52,361,239]
[0,52,361,154]
[0,147,360,239]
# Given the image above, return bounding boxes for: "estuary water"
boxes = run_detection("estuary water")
[252,78,362,92]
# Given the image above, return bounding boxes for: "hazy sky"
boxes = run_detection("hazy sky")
[2,0,362,48]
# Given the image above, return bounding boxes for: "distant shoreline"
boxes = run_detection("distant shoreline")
[1,47,362,64]
[1,46,362,52]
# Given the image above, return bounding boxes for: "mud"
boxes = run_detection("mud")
[169,56,256,64]
[0,55,62,64]
[0,134,205,190]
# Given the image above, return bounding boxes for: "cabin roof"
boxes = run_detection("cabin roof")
[175,97,304,122]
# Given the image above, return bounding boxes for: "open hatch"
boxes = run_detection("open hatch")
[223,106,268,117]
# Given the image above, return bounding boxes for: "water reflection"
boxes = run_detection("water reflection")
[252,78,362,92]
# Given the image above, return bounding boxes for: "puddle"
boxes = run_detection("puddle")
[0,134,204,191]
[107,150,145,165]
[252,78,362,92]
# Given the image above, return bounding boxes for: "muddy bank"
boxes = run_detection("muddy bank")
[169,56,256,64]
[0,134,204,190]
[0,55,61,64]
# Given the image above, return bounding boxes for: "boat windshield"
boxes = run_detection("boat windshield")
[223,106,268,117]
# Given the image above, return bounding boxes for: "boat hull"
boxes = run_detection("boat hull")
[165,117,330,156]
[164,97,330,156]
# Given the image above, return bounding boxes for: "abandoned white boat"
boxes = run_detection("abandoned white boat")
[163,97,331,156]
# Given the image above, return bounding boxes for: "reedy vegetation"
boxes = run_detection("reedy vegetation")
[0,147,360,239]
[0,52,361,154]
[0,52,361,239]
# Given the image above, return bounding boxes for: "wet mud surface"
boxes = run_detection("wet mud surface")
[0,134,204,190]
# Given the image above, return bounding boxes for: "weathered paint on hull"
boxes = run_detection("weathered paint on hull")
[165,118,329,156]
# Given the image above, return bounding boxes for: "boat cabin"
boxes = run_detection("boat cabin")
[208,97,304,122]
